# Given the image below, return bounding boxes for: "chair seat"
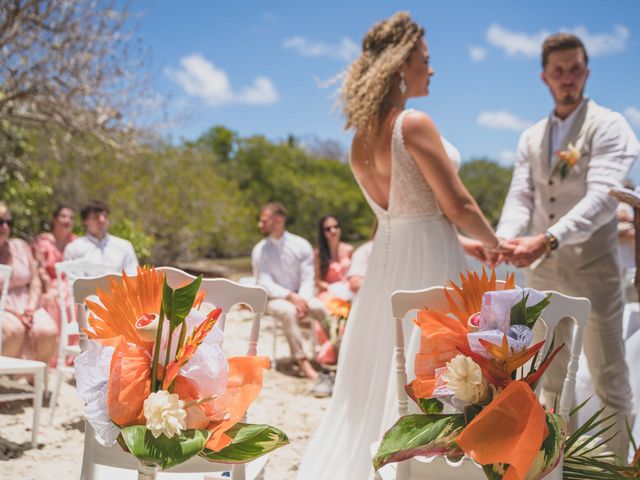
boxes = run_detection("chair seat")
[0,355,47,374]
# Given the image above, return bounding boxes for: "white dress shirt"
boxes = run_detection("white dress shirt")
[251,231,315,300]
[347,241,373,279]
[64,233,139,275]
[497,98,640,245]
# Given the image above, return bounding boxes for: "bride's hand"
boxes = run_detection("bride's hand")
[458,236,489,264]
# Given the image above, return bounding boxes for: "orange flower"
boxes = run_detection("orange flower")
[445,268,516,326]
[163,307,223,389]
[172,356,271,451]
[85,266,163,348]
[460,334,543,387]
[407,309,470,400]
[326,298,351,319]
[557,143,581,167]
[456,381,548,480]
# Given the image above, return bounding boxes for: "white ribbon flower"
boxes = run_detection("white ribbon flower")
[441,354,488,405]
[143,390,187,438]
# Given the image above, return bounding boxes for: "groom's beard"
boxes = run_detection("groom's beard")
[557,87,584,106]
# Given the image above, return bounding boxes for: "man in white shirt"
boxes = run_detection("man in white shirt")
[64,200,138,275]
[496,33,639,459]
[252,203,326,382]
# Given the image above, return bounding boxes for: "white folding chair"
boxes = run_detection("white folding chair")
[0,264,47,447]
[374,284,590,480]
[74,267,269,480]
[49,260,119,423]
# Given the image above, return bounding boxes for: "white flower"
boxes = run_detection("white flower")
[441,355,487,404]
[143,390,187,438]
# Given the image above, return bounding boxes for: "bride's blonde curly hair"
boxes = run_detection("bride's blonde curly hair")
[342,12,424,135]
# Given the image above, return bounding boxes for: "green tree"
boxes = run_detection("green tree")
[459,158,513,226]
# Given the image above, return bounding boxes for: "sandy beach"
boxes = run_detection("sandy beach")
[0,311,329,480]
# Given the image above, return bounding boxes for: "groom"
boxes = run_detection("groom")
[496,33,640,460]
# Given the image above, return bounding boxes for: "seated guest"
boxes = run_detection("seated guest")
[314,215,354,367]
[315,215,354,298]
[64,200,138,275]
[0,202,57,362]
[33,206,77,343]
[347,240,374,297]
[251,202,326,382]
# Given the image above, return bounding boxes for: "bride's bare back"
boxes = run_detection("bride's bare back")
[350,111,399,211]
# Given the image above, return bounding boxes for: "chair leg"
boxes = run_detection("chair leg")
[32,366,45,447]
[80,421,96,480]
[49,366,65,424]
[271,315,277,370]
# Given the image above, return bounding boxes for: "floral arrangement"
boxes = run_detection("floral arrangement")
[74,267,288,473]
[373,269,566,480]
[317,284,352,365]
[552,142,581,180]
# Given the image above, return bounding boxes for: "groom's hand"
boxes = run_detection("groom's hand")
[507,234,548,267]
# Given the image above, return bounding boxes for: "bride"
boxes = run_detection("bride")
[297,11,506,480]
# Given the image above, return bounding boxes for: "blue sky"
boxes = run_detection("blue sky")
[134,0,640,175]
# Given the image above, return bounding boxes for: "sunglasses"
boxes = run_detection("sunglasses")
[324,225,340,232]
[0,219,13,228]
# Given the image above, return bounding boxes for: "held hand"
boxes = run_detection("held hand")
[461,238,489,265]
[504,234,548,268]
[483,238,515,267]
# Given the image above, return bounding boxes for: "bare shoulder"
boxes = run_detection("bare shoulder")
[401,110,439,147]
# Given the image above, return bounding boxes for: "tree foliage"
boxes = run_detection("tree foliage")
[459,158,513,227]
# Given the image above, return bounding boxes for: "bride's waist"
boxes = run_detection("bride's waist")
[378,212,446,225]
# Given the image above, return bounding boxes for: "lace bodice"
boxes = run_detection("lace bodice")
[352,109,461,220]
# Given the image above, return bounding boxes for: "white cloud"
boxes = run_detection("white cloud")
[572,25,629,56]
[486,23,630,59]
[165,54,278,106]
[625,107,640,129]
[498,149,518,166]
[468,45,487,62]
[283,36,360,62]
[486,24,547,58]
[237,77,279,105]
[477,111,533,131]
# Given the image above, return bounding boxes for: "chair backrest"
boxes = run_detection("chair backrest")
[391,284,590,420]
[56,260,120,337]
[157,266,268,356]
[0,264,12,354]
[73,267,268,477]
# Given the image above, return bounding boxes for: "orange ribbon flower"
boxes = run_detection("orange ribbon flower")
[456,381,548,480]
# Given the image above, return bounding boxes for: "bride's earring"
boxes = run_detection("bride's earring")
[399,72,407,95]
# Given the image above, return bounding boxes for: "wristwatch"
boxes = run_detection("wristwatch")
[544,231,559,251]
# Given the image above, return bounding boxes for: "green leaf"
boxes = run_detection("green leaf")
[418,398,443,415]
[509,293,528,326]
[121,426,211,470]
[162,275,202,329]
[373,414,465,471]
[525,294,552,329]
[200,423,289,464]
[510,293,552,329]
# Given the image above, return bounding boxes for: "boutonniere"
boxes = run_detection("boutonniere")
[552,143,581,180]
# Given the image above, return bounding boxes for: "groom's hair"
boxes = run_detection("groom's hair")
[262,202,287,219]
[542,33,588,68]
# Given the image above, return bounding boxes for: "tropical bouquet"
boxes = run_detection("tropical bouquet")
[374,270,566,480]
[317,282,352,365]
[74,267,288,476]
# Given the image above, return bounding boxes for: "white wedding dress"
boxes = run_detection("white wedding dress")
[297,109,468,479]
